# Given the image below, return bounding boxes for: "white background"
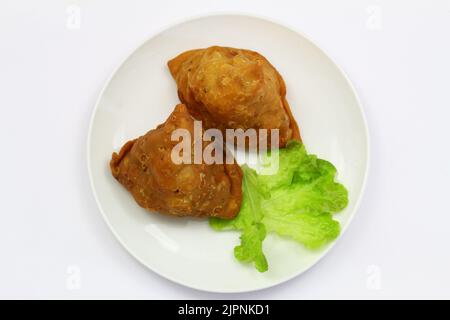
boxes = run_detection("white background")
[1,0,449,299]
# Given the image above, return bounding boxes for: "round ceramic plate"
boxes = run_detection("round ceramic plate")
[87,14,369,293]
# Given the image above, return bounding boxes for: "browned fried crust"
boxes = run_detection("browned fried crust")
[110,104,242,219]
[168,46,300,147]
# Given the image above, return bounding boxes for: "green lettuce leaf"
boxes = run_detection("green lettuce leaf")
[234,222,267,272]
[210,141,348,272]
[210,165,269,272]
[263,212,340,249]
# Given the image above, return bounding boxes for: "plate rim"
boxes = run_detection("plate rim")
[87,12,371,294]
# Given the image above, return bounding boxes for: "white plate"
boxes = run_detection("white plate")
[87,14,369,293]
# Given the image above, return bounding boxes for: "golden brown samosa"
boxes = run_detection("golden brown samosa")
[110,104,242,219]
[168,46,300,147]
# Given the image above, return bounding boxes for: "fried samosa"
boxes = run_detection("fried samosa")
[168,46,300,147]
[110,104,242,219]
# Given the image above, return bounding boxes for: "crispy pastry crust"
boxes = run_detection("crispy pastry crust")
[168,46,300,147]
[110,104,242,219]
